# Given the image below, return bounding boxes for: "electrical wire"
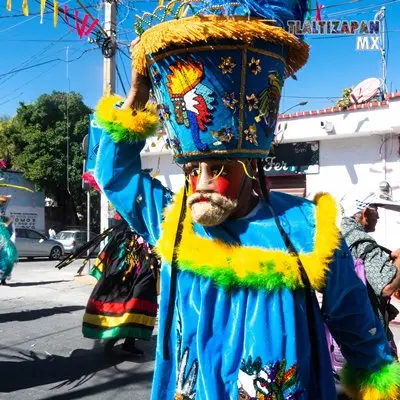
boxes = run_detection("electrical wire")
[0,30,73,86]
[116,64,127,96]
[118,50,131,90]
[0,48,96,78]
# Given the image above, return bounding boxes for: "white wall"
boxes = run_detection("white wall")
[307,135,400,250]
[141,153,185,192]
[278,99,400,143]
[0,171,45,232]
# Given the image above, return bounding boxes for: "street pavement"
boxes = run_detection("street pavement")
[0,260,399,400]
[0,259,155,400]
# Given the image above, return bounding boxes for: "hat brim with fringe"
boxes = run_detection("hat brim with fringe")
[132,11,309,163]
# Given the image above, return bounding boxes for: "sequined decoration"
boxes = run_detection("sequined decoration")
[256,71,284,132]
[174,348,198,400]
[167,58,214,152]
[238,356,303,400]
[166,136,182,153]
[152,68,162,85]
[211,127,234,146]
[219,56,236,74]
[246,93,259,112]
[248,57,262,75]
[244,124,258,146]
[157,104,171,122]
[222,92,238,110]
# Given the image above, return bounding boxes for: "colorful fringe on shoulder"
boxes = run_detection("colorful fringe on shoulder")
[156,190,340,292]
[341,362,400,400]
[95,95,159,143]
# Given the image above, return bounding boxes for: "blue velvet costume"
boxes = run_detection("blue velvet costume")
[95,137,395,399]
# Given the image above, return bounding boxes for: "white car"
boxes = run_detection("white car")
[55,230,99,255]
[15,228,64,260]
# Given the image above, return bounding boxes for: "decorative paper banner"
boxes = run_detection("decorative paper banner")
[22,0,28,16]
[54,0,58,27]
[40,0,46,23]
[0,183,34,193]
[4,1,98,36]
[74,8,99,38]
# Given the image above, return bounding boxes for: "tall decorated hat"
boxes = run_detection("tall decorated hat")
[131,0,309,164]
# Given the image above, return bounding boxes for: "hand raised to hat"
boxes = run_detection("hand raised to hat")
[121,38,151,111]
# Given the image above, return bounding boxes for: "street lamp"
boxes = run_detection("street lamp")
[274,101,308,145]
[280,101,308,115]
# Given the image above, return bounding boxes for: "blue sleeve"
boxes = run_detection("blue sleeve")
[95,132,173,246]
[321,239,393,370]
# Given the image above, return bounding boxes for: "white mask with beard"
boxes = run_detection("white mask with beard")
[186,192,238,227]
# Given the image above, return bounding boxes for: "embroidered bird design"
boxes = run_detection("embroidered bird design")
[167,58,214,152]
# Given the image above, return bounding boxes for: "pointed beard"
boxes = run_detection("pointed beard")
[187,192,238,227]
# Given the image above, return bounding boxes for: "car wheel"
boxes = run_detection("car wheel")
[49,246,62,260]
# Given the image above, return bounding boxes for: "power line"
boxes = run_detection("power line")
[116,64,127,95]
[0,31,72,86]
[282,95,342,99]
[0,48,96,78]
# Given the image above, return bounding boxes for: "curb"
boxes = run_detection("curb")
[73,275,97,286]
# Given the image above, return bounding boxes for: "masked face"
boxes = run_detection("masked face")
[185,160,247,226]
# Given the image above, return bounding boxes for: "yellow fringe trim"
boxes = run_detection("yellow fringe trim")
[96,95,159,138]
[156,190,340,291]
[132,16,309,77]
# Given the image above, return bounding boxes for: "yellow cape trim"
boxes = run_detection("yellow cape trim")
[132,16,309,77]
[156,190,340,291]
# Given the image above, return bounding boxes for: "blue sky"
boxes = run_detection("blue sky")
[0,0,399,117]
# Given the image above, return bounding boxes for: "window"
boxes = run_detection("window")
[76,232,87,241]
[26,230,46,240]
[16,228,27,238]
[56,232,74,240]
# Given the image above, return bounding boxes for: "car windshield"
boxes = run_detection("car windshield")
[56,232,75,240]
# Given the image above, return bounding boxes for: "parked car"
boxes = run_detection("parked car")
[15,228,64,260]
[55,230,99,255]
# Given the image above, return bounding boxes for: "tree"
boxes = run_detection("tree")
[0,91,99,231]
[335,88,353,108]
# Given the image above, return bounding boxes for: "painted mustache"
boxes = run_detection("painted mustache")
[187,192,238,227]
[187,192,236,210]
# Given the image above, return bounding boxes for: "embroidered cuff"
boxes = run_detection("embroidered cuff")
[95,95,158,143]
[341,362,400,400]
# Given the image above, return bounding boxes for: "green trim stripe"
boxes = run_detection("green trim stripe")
[82,324,153,341]
[178,259,302,292]
[89,267,102,280]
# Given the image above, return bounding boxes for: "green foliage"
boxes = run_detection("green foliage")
[0,91,100,231]
[335,87,353,108]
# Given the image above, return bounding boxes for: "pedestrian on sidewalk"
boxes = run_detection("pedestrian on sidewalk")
[48,225,57,240]
[341,190,400,359]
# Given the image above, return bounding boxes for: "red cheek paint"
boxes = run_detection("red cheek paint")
[190,164,245,200]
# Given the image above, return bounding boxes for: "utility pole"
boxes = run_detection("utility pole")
[375,6,387,96]
[100,0,117,234]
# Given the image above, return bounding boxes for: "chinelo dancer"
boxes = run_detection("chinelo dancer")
[93,1,400,398]
[0,195,18,285]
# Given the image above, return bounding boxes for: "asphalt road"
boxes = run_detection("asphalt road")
[1,260,399,400]
[0,259,155,400]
